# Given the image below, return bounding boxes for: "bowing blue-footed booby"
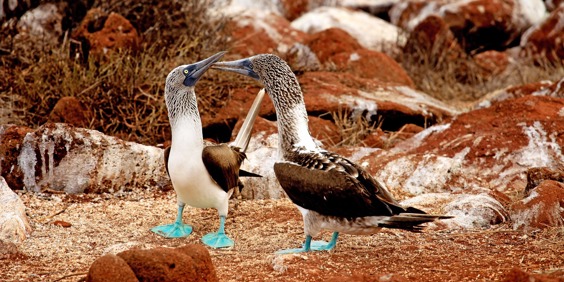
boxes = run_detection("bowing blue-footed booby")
[151,51,264,249]
[213,54,452,253]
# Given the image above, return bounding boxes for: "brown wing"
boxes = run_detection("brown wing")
[202,144,246,193]
[274,151,419,218]
[163,146,171,178]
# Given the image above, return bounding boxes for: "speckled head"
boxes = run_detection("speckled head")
[165,51,226,125]
[213,54,304,110]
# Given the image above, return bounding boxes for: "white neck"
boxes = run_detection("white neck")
[276,103,318,155]
[171,115,204,151]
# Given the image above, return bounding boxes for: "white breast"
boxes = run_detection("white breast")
[168,119,230,213]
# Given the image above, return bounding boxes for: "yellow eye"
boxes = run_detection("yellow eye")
[183,69,189,74]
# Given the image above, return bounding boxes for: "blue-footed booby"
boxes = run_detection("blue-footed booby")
[151,51,264,249]
[213,54,452,253]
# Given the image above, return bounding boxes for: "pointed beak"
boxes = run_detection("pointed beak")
[183,51,227,86]
[212,58,260,80]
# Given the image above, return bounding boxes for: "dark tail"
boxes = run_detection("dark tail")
[379,212,453,232]
[239,169,262,177]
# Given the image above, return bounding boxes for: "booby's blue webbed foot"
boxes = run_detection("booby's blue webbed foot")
[202,231,234,248]
[151,202,192,238]
[276,232,339,254]
[151,222,193,238]
[202,215,234,248]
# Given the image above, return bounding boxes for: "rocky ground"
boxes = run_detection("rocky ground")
[2,0,564,281]
[1,190,563,282]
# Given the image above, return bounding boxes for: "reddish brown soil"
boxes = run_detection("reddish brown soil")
[1,190,562,282]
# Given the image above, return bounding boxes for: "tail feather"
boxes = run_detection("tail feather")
[232,88,265,152]
[239,169,262,177]
[379,213,453,232]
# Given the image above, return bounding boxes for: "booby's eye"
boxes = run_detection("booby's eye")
[183,69,189,74]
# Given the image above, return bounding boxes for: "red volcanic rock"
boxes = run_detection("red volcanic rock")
[392,0,545,53]
[279,0,309,21]
[228,12,307,57]
[501,267,563,282]
[526,167,564,195]
[305,28,362,63]
[476,78,564,108]
[332,49,414,86]
[297,71,455,130]
[304,28,414,87]
[511,180,564,230]
[389,1,427,30]
[403,15,464,64]
[308,116,340,146]
[117,244,218,282]
[368,95,564,197]
[521,5,564,64]
[86,254,138,282]
[0,125,33,190]
[48,96,90,128]
[72,8,139,57]
[441,0,517,52]
[474,50,510,76]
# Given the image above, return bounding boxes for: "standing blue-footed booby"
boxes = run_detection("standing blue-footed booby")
[213,54,452,253]
[151,51,264,249]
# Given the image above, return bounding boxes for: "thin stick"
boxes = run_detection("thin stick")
[52,272,88,282]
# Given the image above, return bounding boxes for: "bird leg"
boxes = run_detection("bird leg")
[276,232,339,254]
[309,232,339,251]
[151,202,193,238]
[201,215,234,248]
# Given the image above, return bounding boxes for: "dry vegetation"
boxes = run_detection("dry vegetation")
[0,0,235,145]
[400,35,564,102]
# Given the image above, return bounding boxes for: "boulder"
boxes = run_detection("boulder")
[473,50,510,76]
[390,0,546,53]
[520,5,564,64]
[502,267,564,282]
[0,125,34,191]
[86,254,139,282]
[15,3,63,47]
[475,78,564,108]
[402,193,509,229]
[72,8,140,58]
[298,27,414,86]
[525,167,564,195]
[16,123,170,193]
[116,244,218,282]
[0,0,40,21]
[0,176,31,244]
[298,72,457,131]
[403,14,465,65]
[362,95,564,197]
[227,11,307,57]
[48,96,91,128]
[291,6,405,55]
[342,0,402,21]
[511,180,564,230]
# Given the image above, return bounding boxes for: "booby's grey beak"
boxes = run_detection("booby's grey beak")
[212,58,260,80]
[183,51,227,86]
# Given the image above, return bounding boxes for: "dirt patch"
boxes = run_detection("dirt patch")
[1,190,563,281]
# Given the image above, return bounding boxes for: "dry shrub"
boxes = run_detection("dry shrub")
[1,0,235,145]
[327,108,381,147]
[401,31,564,103]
